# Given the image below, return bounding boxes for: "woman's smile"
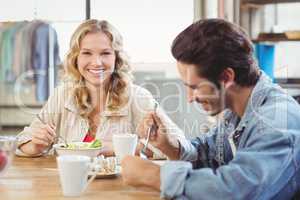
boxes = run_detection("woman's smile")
[87,68,106,76]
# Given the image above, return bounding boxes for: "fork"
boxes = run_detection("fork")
[36,114,68,147]
[140,102,158,159]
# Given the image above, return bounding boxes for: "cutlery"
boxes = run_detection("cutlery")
[36,114,68,147]
[140,102,158,159]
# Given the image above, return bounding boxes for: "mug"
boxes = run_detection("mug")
[56,155,99,197]
[112,134,137,163]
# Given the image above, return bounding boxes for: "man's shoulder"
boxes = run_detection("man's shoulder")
[249,75,299,117]
[249,86,300,132]
[259,83,300,113]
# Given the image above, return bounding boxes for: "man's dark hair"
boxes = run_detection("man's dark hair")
[171,18,260,87]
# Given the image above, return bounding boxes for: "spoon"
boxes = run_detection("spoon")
[140,102,158,159]
[36,114,68,147]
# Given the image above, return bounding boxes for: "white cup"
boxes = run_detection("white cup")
[56,155,98,197]
[112,134,137,163]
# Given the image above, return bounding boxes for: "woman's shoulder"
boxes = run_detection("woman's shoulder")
[127,84,155,111]
[49,81,74,99]
[129,84,153,97]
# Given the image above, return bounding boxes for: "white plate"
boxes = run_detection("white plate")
[89,166,121,179]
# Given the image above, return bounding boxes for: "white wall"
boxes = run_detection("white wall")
[0,0,194,77]
[0,0,85,60]
[90,0,193,76]
[274,3,300,78]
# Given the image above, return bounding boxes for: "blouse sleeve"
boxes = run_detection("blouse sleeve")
[15,84,65,156]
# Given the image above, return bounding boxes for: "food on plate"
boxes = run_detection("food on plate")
[59,139,102,149]
[89,139,102,148]
[93,155,116,174]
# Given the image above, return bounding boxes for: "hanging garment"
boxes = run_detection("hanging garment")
[32,22,60,102]
[0,21,61,101]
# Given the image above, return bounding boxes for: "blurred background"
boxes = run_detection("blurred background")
[0,0,299,139]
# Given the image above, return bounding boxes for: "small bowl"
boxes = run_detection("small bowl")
[53,142,102,157]
[0,136,17,176]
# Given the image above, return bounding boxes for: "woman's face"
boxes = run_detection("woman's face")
[77,32,116,88]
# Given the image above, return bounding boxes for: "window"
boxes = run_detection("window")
[0,0,86,59]
[1,0,194,75]
[91,0,194,71]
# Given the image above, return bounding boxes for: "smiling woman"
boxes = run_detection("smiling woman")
[65,20,132,116]
[16,19,185,158]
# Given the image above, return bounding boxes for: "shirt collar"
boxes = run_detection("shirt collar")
[224,71,275,131]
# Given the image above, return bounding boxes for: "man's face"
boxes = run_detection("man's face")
[177,61,225,116]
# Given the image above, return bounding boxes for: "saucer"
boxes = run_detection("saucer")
[89,166,121,179]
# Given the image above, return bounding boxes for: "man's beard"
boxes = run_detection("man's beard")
[196,98,225,116]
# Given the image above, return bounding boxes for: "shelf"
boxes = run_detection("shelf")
[0,104,43,108]
[243,0,300,5]
[275,78,300,84]
[253,33,300,42]
[0,107,40,126]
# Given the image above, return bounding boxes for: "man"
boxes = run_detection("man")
[121,19,300,200]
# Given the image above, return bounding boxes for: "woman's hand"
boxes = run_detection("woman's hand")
[20,124,56,155]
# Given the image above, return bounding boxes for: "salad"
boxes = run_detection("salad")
[60,139,102,149]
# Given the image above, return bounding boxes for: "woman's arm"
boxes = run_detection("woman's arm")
[16,85,63,156]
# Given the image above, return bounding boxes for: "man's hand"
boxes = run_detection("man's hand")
[121,155,160,190]
[135,143,154,158]
[137,112,181,160]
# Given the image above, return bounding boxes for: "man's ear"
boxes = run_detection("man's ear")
[220,68,235,89]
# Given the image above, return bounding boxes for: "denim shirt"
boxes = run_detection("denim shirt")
[160,72,300,200]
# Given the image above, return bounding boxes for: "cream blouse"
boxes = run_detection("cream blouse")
[16,81,185,157]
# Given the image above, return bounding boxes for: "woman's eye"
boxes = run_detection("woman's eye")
[81,51,91,55]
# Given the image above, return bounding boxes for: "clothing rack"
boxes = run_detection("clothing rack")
[0,20,61,133]
[0,20,60,102]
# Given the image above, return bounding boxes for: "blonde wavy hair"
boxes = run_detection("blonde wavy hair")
[64,19,132,118]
